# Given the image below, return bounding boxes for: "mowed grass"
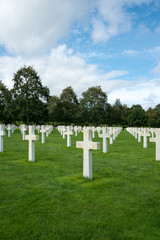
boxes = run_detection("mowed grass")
[0,129,160,240]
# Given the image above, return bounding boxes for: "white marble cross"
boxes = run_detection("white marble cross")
[74,126,79,136]
[99,127,108,153]
[7,124,12,138]
[92,127,96,138]
[45,125,50,137]
[36,125,41,133]
[24,126,39,162]
[108,127,113,144]
[96,127,102,136]
[62,126,66,139]
[76,128,100,179]
[11,124,16,133]
[21,124,28,140]
[137,128,141,142]
[0,124,6,152]
[140,128,150,148]
[150,130,160,161]
[64,126,73,147]
[40,125,46,144]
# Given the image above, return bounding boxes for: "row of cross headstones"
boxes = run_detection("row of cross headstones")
[57,126,122,179]
[0,124,16,151]
[0,123,122,180]
[126,127,160,161]
[57,126,122,151]
[0,124,54,158]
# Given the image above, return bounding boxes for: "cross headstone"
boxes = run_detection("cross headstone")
[40,125,46,144]
[11,124,16,133]
[74,126,79,136]
[20,124,28,140]
[62,126,66,139]
[76,128,100,179]
[36,125,41,133]
[96,127,102,136]
[99,127,108,153]
[92,127,96,138]
[149,128,155,138]
[0,124,6,152]
[137,128,141,142]
[140,128,150,148]
[7,124,12,138]
[64,126,73,147]
[24,125,39,162]
[108,127,113,144]
[150,130,160,160]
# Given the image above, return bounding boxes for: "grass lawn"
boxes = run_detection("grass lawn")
[0,128,160,240]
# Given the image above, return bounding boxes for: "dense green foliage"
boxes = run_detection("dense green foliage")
[0,65,160,126]
[11,66,50,124]
[0,129,160,240]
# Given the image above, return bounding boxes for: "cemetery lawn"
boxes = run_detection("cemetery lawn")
[0,129,160,240]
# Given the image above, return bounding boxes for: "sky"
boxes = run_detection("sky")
[0,0,160,109]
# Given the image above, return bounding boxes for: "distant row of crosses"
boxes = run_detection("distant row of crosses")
[1,125,159,180]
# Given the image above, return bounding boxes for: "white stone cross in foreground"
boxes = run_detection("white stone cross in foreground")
[24,126,39,162]
[150,130,160,161]
[99,127,108,153]
[76,128,100,179]
[0,124,6,152]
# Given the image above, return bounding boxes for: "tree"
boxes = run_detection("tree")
[0,80,12,123]
[146,107,156,127]
[80,86,108,125]
[112,99,123,126]
[105,103,114,126]
[127,105,148,127]
[11,66,50,124]
[47,95,62,124]
[154,104,160,127]
[58,86,79,124]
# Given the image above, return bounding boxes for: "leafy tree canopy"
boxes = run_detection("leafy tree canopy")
[11,66,50,124]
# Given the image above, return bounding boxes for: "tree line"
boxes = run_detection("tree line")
[0,66,159,127]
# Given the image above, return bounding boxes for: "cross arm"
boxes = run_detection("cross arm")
[150,138,156,143]
[76,141,84,148]
[25,135,39,141]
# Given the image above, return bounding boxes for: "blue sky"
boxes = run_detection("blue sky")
[0,0,160,109]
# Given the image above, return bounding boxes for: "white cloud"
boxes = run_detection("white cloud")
[0,0,155,55]
[0,45,128,95]
[108,79,160,109]
[123,49,140,55]
[0,0,91,55]
[155,26,160,34]
[0,44,159,109]
[91,0,153,43]
[145,46,160,56]
[153,62,160,75]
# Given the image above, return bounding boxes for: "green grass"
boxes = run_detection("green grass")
[0,129,160,240]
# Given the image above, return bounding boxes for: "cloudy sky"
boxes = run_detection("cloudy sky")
[0,0,160,109]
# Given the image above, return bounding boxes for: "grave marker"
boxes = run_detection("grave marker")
[99,127,108,153]
[64,126,73,147]
[150,130,160,161]
[76,128,100,179]
[40,125,46,144]
[0,124,6,152]
[7,124,11,138]
[140,128,150,148]
[25,125,39,162]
